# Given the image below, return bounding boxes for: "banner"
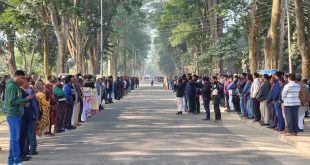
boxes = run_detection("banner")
[81,87,99,121]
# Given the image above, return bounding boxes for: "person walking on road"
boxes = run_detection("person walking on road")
[5,70,33,165]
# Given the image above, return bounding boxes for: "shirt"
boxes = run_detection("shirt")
[250,78,261,98]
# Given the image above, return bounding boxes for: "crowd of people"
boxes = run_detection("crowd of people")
[172,72,310,135]
[0,70,139,165]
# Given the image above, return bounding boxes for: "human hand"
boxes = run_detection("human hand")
[26,95,33,101]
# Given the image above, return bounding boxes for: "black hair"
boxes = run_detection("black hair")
[65,75,73,83]
[275,71,282,78]
[295,74,302,81]
[242,73,247,77]
[247,74,253,82]
[263,74,270,80]
[14,70,25,76]
[254,72,260,78]
[288,73,296,81]
[279,77,285,83]
[212,76,217,80]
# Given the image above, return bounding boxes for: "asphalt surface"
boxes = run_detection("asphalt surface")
[1,84,310,165]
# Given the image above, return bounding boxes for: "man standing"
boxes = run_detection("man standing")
[251,72,261,122]
[6,70,32,165]
[63,75,76,130]
[20,78,33,161]
[256,74,271,125]
[212,76,224,122]
[295,74,310,132]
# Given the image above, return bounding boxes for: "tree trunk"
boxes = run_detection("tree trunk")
[5,30,17,76]
[264,0,281,69]
[278,0,286,71]
[248,0,262,73]
[295,0,310,79]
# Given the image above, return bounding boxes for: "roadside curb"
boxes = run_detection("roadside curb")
[225,112,310,155]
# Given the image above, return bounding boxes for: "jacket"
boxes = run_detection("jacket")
[175,83,185,97]
[256,80,271,101]
[298,82,310,106]
[202,83,212,99]
[4,80,27,117]
[21,89,36,121]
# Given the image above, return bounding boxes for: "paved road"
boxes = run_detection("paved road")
[1,85,310,165]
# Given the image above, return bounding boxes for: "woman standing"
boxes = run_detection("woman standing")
[35,81,50,136]
[54,79,66,133]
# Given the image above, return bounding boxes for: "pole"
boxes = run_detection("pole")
[287,0,292,73]
[100,0,104,75]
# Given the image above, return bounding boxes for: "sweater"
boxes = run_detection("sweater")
[4,80,27,117]
[282,81,301,106]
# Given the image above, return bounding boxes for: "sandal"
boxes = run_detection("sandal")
[284,133,293,136]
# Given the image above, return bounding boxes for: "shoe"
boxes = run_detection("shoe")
[176,111,182,115]
[293,133,298,136]
[30,151,38,155]
[298,129,304,132]
[21,155,31,161]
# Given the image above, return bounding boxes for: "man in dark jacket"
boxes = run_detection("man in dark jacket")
[212,76,224,121]
[202,77,212,120]
[185,76,196,114]
[20,78,34,161]
[256,74,271,125]
[175,78,185,114]
[193,74,202,114]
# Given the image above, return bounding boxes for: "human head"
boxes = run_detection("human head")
[14,70,26,86]
[247,74,253,82]
[212,76,218,84]
[65,75,74,84]
[263,74,270,81]
[253,72,260,78]
[288,73,296,82]
[295,73,302,82]
[275,71,282,79]
[21,77,30,89]
[34,80,45,92]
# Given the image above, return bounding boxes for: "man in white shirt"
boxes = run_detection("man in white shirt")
[250,72,261,122]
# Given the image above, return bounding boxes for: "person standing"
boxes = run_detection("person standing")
[185,76,196,114]
[243,74,254,119]
[5,70,33,165]
[273,73,285,131]
[212,76,223,122]
[25,80,39,155]
[237,73,247,117]
[175,79,185,115]
[63,75,76,130]
[282,74,301,136]
[35,81,50,136]
[256,74,271,126]
[202,77,212,120]
[193,74,202,114]
[295,74,310,132]
[250,72,262,122]
[53,79,66,133]
[20,78,33,161]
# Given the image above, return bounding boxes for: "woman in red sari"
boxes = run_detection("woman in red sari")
[45,77,57,136]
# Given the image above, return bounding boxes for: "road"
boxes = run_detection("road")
[1,84,310,165]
